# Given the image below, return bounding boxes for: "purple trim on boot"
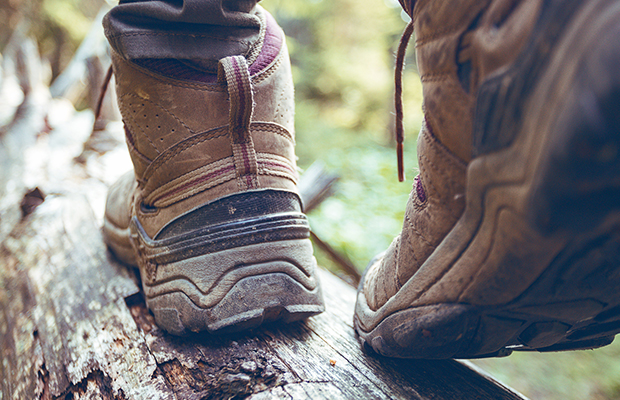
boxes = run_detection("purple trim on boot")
[414,175,427,203]
[249,11,283,75]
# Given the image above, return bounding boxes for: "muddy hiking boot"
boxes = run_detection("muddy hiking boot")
[355,0,620,359]
[102,6,324,335]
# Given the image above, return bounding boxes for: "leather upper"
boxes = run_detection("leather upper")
[364,0,543,310]
[110,6,300,239]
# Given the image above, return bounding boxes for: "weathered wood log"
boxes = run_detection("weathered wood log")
[0,37,528,400]
[0,200,527,399]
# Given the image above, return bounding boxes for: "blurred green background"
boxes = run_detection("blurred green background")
[2,0,620,398]
[261,0,422,274]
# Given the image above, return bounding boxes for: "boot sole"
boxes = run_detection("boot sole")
[355,0,620,359]
[104,192,324,335]
[142,239,324,336]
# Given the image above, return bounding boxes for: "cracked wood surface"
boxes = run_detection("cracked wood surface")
[0,36,528,400]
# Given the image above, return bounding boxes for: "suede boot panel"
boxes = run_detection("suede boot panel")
[468,0,543,90]
[113,51,229,166]
[413,0,490,163]
[396,123,467,286]
[113,37,295,188]
[103,171,139,265]
[365,238,401,311]
[413,0,541,163]
[365,124,466,311]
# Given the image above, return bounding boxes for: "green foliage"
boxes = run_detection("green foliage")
[262,0,423,271]
[263,0,414,138]
[40,0,94,43]
[0,0,102,79]
[307,143,418,271]
[472,339,620,400]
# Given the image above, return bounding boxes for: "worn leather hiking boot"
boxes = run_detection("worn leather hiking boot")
[102,7,324,335]
[355,0,620,358]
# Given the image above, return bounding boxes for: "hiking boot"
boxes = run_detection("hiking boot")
[355,0,620,358]
[102,6,324,335]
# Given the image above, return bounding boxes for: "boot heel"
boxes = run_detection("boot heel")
[144,239,324,335]
[131,190,324,335]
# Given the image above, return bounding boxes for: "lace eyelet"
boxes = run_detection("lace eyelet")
[414,175,427,204]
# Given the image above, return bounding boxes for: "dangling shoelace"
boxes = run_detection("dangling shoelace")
[394,21,414,182]
[92,65,114,132]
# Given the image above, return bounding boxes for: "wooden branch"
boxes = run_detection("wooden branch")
[310,231,361,286]
[297,161,339,214]
[295,161,361,284]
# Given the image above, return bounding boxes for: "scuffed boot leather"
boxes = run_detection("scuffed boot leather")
[356,0,620,358]
[103,6,324,335]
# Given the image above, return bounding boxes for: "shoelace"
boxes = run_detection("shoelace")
[92,65,114,131]
[394,21,414,182]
